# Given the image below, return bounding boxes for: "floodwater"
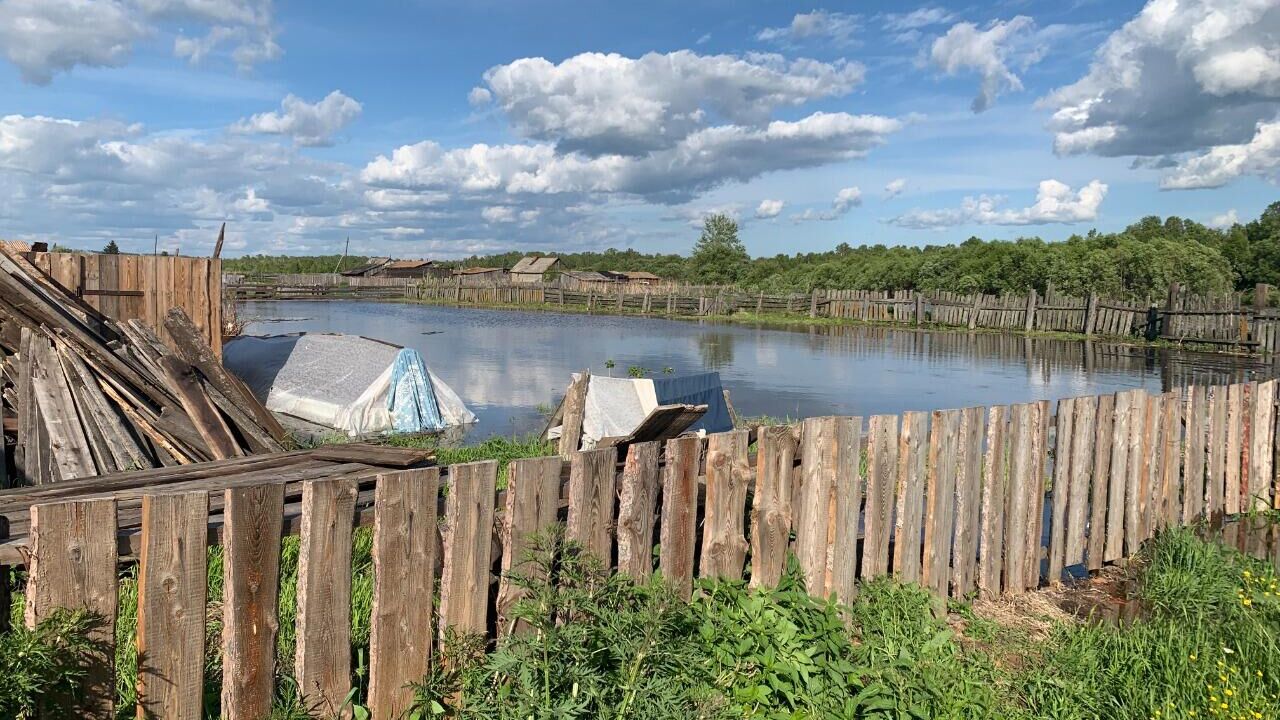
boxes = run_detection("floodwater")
[238,300,1273,441]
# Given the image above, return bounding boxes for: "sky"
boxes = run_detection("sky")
[0,0,1277,258]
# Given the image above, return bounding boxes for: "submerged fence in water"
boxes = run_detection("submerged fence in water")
[228,275,1280,353]
[14,375,1280,718]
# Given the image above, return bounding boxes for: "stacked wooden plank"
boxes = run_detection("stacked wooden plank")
[0,246,288,484]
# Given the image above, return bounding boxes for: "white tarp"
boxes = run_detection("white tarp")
[223,333,475,436]
[580,375,660,448]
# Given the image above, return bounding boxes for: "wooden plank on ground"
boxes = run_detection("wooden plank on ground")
[368,468,440,718]
[567,447,617,564]
[1087,394,1113,570]
[978,406,1007,597]
[861,415,899,581]
[1249,379,1275,510]
[751,425,797,588]
[25,499,117,718]
[137,492,208,720]
[616,441,660,578]
[893,411,928,583]
[158,354,241,460]
[699,430,751,581]
[558,372,590,458]
[29,332,96,480]
[1065,396,1096,568]
[498,457,560,634]
[826,417,862,604]
[923,409,961,595]
[950,407,984,598]
[1048,398,1075,584]
[295,477,357,718]
[438,461,497,640]
[659,435,701,599]
[221,483,285,720]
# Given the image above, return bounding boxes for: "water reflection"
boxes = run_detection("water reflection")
[239,300,1272,441]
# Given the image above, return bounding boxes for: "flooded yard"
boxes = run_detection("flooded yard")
[239,300,1273,441]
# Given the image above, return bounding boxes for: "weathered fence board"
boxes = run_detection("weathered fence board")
[700,430,751,581]
[439,461,498,639]
[369,468,440,717]
[137,492,208,720]
[893,411,929,583]
[295,478,357,718]
[978,406,1007,597]
[659,436,701,599]
[1183,386,1207,523]
[568,447,618,565]
[616,442,661,578]
[1048,398,1075,584]
[950,407,985,598]
[498,457,562,634]
[751,425,797,588]
[923,409,961,595]
[824,417,863,603]
[222,484,285,720]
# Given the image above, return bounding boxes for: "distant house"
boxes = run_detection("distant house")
[341,257,391,277]
[557,270,616,290]
[454,266,509,285]
[379,259,451,279]
[510,255,561,284]
[603,270,663,285]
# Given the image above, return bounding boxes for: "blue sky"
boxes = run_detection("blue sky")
[0,0,1276,258]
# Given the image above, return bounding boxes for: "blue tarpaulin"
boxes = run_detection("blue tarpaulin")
[650,372,733,435]
[388,348,444,432]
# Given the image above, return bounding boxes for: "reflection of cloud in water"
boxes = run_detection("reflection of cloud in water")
[240,300,1262,439]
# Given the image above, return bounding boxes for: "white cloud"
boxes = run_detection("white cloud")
[0,0,280,83]
[884,177,907,198]
[1209,209,1240,228]
[481,205,517,223]
[889,179,1108,228]
[792,185,862,222]
[755,199,784,218]
[467,87,492,106]
[363,112,901,203]
[696,32,711,45]
[930,16,1042,112]
[0,0,146,84]
[477,50,865,156]
[1042,0,1280,187]
[233,187,269,214]
[882,7,955,32]
[1161,120,1280,189]
[232,91,362,146]
[757,10,859,46]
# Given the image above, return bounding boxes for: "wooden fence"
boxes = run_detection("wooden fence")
[30,252,224,356]
[14,375,1280,718]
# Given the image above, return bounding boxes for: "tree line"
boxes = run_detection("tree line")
[223,201,1280,302]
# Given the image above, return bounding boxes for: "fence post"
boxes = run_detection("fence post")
[968,293,981,330]
[1083,292,1099,336]
[809,289,819,318]
[915,292,925,326]
[1254,283,1271,311]
[1023,288,1037,332]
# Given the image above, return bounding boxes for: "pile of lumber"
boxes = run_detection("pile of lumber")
[0,443,434,563]
[0,246,288,484]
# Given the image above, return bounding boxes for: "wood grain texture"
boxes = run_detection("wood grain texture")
[295,477,357,718]
[1003,403,1034,594]
[1104,390,1133,562]
[1027,400,1051,589]
[978,406,1007,598]
[659,436,702,599]
[794,418,839,594]
[950,407,985,598]
[1123,391,1148,556]
[567,447,618,564]
[25,499,118,719]
[1207,385,1227,520]
[1065,396,1096,569]
[369,468,440,717]
[861,415,900,581]
[1159,390,1183,529]
[616,441,661,578]
[1048,398,1075,584]
[751,425,798,588]
[221,483,285,720]
[498,457,561,634]
[1087,393,1114,570]
[699,430,751,581]
[439,461,497,640]
[1182,386,1207,523]
[1249,379,1275,510]
[558,372,590,458]
[893,411,928,583]
[825,417,863,603]
[1225,383,1244,515]
[923,409,961,595]
[137,492,208,720]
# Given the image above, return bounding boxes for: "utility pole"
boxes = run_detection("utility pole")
[333,236,349,275]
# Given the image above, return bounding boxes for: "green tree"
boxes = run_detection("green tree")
[101,240,119,254]
[689,213,748,285]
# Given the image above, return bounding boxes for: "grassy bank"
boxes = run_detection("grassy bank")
[4,433,1278,718]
